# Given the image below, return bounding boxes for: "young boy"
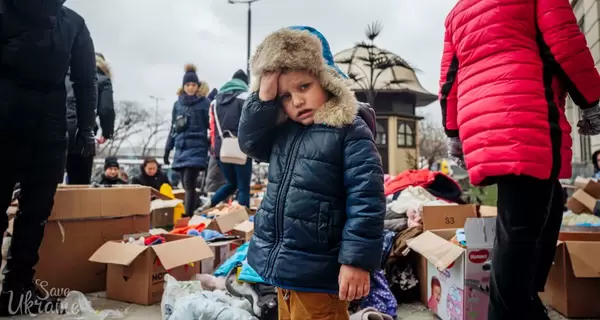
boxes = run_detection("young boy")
[238,26,386,319]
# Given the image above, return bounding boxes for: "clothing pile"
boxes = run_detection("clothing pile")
[377,169,466,306]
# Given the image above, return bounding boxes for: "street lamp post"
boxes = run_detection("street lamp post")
[227,0,261,76]
[148,95,164,121]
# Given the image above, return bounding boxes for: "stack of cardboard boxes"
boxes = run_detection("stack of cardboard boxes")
[542,177,600,318]
[5,185,256,307]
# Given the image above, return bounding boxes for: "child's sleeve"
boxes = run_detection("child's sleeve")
[537,0,600,109]
[439,26,459,138]
[238,92,280,163]
[339,120,386,272]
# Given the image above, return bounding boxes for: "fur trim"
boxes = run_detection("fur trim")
[184,63,197,73]
[177,80,210,97]
[249,28,357,127]
[96,55,111,78]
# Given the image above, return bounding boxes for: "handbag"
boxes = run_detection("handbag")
[213,100,248,165]
[173,105,190,133]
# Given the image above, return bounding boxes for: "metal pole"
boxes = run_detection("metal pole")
[246,2,252,76]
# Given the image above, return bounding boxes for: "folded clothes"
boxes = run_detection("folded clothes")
[170,223,207,235]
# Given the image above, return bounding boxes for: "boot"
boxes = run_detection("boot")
[0,282,64,316]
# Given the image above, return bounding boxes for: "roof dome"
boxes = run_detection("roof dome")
[334,46,437,107]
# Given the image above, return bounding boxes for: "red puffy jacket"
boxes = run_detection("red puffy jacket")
[440,0,600,186]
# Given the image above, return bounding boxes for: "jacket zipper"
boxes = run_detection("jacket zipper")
[265,128,306,278]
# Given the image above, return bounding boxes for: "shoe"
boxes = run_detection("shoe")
[195,199,212,215]
[530,295,550,320]
[0,283,65,317]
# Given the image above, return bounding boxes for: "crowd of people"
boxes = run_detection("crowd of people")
[2,0,600,319]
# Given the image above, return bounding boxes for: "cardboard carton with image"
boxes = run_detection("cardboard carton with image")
[408,217,496,320]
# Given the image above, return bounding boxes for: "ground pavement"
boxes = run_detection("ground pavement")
[5,292,580,320]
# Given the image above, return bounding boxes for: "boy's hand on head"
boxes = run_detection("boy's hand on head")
[259,71,280,101]
[338,265,370,301]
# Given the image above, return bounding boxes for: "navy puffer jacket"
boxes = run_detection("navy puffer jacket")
[240,92,385,293]
[165,86,210,170]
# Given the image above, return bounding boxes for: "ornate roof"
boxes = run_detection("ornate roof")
[334,46,438,107]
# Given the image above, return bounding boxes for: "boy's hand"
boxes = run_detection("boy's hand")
[259,71,280,101]
[338,265,370,301]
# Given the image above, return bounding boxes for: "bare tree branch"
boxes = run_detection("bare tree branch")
[98,101,150,157]
[418,120,448,169]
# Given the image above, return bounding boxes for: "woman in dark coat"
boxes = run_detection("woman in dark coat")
[164,64,210,216]
[131,158,171,190]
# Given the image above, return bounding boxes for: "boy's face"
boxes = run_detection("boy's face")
[277,71,328,126]
[105,167,119,178]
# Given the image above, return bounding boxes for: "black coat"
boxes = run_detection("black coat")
[0,1,96,182]
[239,92,385,293]
[131,169,171,190]
[95,174,126,185]
[66,63,115,153]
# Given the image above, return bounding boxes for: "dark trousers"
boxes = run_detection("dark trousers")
[179,168,201,217]
[210,158,253,207]
[65,153,94,184]
[488,175,564,319]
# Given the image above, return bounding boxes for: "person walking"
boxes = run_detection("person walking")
[0,0,97,315]
[440,0,600,318]
[65,52,115,184]
[204,70,252,208]
[164,64,211,217]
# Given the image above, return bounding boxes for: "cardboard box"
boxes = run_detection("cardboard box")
[89,234,214,305]
[229,220,254,242]
[203,205,250,233]
[408,217,496,320]
[541,232,600,318]
[421,204,477,231]
[567,178,600,214]
[34,186,152,294]
[200,240,239,274]
[150,199,182,229]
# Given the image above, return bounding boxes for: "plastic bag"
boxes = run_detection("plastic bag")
[62,291,125,320]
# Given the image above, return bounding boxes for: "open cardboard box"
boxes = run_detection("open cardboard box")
[34,186,152,294]
[541,230,600,318]
[89,234,214,305]
[421,204,478,231]
[407,217,496,320]
[566,177,600,214]
[150,199,182,229]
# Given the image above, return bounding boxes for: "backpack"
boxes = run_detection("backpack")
[252,284,278,320]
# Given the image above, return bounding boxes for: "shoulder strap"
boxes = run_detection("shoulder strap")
[212,100,224,139]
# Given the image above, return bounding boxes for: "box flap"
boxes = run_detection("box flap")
[572,189,597,214]
[574,177,600,198]
[234,220,254,232]
[478,206,497,217]
[213,208,249,233]
[422,204,477,231]
[151,188,173,200]
[565,241,600,278]
[464,217,496,248]
[89,242,147,266]
[152,236,214,270]
[189,215,211,227]
[406,231,464,270]
[151,199,182,211]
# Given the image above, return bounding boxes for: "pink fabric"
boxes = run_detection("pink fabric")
[441,0,600,185]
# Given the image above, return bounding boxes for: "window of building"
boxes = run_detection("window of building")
[397,120,416,148]
[375,120,387,146]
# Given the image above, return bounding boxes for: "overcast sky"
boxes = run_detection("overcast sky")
[65,0,456,123]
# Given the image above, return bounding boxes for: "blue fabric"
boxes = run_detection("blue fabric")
[238,93,385,293]
[165,95,210,169]
[238,262,264,283]
[360,270,398,317]
[382,230,396,268]
[287,26,348,79]
[201,229,224,241]
[211,158,253,207]
[214,242,249,277]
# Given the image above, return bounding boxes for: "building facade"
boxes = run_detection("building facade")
[569,0,600,176]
